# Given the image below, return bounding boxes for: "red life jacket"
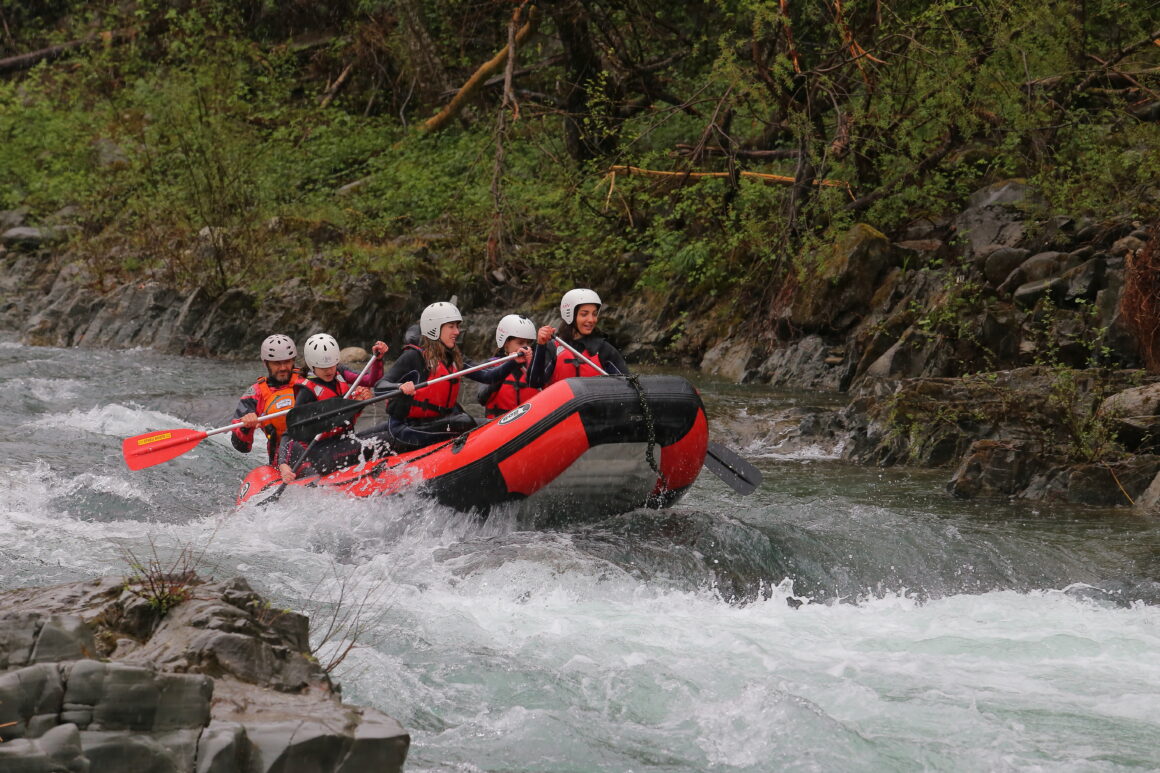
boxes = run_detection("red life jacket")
[547,342,605,386]
[408,360,460,419]
[253,373,307,445]
[303,373,358,438]
[484,365,539,419]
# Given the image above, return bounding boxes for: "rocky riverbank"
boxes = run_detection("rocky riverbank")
[0,574,409,772]
[2,180,1159,508]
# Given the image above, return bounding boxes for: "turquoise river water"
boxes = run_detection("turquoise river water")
[1,339,1158,771]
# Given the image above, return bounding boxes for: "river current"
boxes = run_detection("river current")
[2,339,1158,771]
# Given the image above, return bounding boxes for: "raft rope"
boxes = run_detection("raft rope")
[625,374,665,487]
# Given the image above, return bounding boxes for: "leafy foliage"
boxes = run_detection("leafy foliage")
[1,0,1157,318]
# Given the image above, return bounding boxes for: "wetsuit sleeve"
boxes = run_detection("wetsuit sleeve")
[294,384,319,407]
[599,340,629,376]
[338,360,384,389]
[375,350,424,394]
[230,385,258,452]
[464,357,518,384]
[476,381,500,406]
[526,343,555,388]
[276,435,306,468]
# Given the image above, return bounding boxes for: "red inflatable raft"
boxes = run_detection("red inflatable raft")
[236,375,709,517]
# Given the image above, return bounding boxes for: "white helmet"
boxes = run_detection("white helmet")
[420,302,463,341]
[303,333,341,369]
[261,334,297,361]
[560,288,601,324]
[495,314,536,348]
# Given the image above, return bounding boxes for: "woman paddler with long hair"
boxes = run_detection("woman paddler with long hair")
[372,301,531,451]
[528,288,628,387]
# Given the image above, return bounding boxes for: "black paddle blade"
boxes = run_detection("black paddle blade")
[285,398,363,441]
[704,441,763,495]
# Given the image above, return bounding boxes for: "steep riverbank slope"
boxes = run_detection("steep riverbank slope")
[3,183,1160,509]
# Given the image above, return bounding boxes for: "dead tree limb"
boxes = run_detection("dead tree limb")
[0,30,129,74]
[606,164,849,191]
[421,6,539,133]
[673,144,799,160]
[319,62,354,108]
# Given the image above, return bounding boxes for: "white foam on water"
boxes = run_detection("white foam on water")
[4,463,1160,771]
[8,377,87,401]
[2,346,1158,771]
[26,403,190,437]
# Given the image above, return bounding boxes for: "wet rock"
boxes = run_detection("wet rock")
[755,335,849,392]
[1,227,53,250]
[1099,382,1160,451]
[1062,257,1106,304]
[339,346,369,364]
[700,338,762,382]
[0,577,410,772]
[997,251,1070,295]
[1111,234,1146,257]
[1134,471,1160,514]
[948,441,1037,498]
[1088,269,1140,368]
[782,223,899,332]
[982,246,1030,286]
[0,723,87,772]
[844,366,1157,480]
[1012,276,1068,308]
[966,179,1046,211]
[0,207,30,229]
[895,238,948,268]
[0,663,65,739]
[952,179,1045,256]
[864,327,928,379]
[898,215,952,242]
[60,660,212,731]
[1021,455,1160,506]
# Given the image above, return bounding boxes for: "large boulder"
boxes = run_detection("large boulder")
[1099,382,1160,451]
[755,334,851,392]
[782,223,899,332]
[700,338,763,382]
[982,246,1031,286]
[948,440,1037,498]
[952,180,1047,256]
[1020,455,1160,505]
[998,251,1073,295]
[0,576,410,773]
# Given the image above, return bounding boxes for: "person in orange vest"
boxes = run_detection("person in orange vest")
[477,314,539,419]
[529,289,628,387]
[275,333,388,483]
[372,301,530,450]
[230,334,308,465]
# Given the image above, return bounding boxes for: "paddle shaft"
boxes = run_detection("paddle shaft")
[272,351,525,497]
[285,355,378,476]
[285,351,522,441]
[551,335,611,375]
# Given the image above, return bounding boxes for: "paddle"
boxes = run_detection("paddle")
[122,410,290,471]
[123,351,380,472]
[284,352,522,442]
[550,335,763,495]
[273,353,382,491]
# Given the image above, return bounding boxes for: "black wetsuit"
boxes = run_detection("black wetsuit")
[369,348,519,451]
[527,332,628,387]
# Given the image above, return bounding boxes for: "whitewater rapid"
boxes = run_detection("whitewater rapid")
[2,340,1158,771]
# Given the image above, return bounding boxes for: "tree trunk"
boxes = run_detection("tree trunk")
[550,2,609,162]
